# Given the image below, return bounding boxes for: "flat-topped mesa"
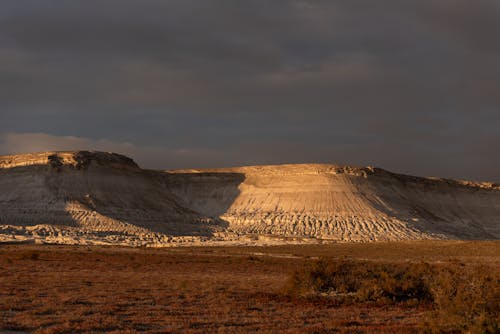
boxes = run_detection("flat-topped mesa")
[0,151,139,170]
[170,163,370,175]
[0,152,499,244]
[165,163,500,240]
[0,151,218,239]
[169,163,499,191]
[170,164,367,176]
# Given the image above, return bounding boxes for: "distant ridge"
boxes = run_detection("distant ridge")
[1,151,499,246]
[0,151,139,169]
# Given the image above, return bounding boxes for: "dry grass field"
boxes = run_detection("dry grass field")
[0,240,499,333]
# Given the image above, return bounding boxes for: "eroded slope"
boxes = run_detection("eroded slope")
[166,165,500,241]
[1,152,499,245]
[0,151,223,245]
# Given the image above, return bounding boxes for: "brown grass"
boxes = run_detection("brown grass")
[0,241,499,333]
[284,260,435,302]
[285,259,499,333]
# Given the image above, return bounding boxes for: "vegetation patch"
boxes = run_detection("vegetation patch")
[285,259,500,333]
[1,243,498,333]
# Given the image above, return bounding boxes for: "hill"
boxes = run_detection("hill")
[1,151,498,246]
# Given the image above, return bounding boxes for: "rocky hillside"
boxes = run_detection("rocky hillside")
[166,165,499,241]
[0,151,223,246]
[0,151,499,246]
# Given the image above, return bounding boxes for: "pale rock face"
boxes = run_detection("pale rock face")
[0,151,223,246]
[0,151,499,246]
[166,165,500,241]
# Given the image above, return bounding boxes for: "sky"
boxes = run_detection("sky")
[1,1,499,181]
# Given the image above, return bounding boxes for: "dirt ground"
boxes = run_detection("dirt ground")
[0,240,498,333]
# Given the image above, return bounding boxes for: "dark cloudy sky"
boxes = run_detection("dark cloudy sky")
[1,1,499,181]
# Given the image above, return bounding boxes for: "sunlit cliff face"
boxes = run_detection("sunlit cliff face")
[0,151,498,246]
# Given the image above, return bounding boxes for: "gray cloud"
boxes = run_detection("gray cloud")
[1,1,499,181]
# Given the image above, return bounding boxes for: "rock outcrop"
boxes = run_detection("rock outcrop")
[0,151,223,246]
[1,151,499,246]
[166,164,500,241]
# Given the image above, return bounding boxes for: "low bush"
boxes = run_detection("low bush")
[424,264,499,334]
[285,259,433,303]
[285,259,499,333]
[20,250,41,260]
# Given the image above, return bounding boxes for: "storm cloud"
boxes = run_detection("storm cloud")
[1,1,499,181]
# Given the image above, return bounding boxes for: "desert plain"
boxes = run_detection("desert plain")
[1,241,499,333]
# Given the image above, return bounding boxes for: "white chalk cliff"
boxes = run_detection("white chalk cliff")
[1,151,498,246]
